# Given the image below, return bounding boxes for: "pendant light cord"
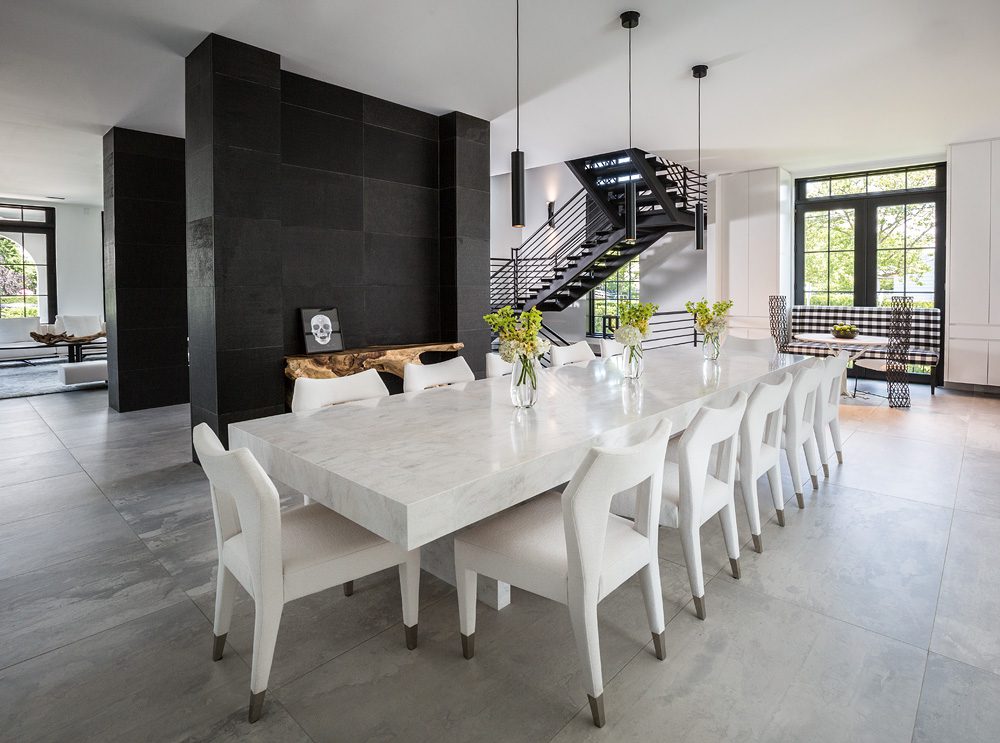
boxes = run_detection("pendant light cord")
[515,0,519,151]
[697,75,701,177]
[627,26,632,149]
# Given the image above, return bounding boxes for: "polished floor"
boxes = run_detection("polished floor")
[1,383,1000,742]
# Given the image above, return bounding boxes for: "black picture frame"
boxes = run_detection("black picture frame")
[300,307,343,353]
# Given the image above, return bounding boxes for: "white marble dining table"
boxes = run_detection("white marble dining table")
[228,347,809,553]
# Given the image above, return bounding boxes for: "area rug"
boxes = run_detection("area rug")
[0,359,107,399]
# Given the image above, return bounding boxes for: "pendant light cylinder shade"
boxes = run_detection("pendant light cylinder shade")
[625,179,637,244]
[511,149,525,228]
[695,202,705,250]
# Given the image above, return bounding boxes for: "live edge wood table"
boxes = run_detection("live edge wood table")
[233,347,810,610]
[284,341,465,381]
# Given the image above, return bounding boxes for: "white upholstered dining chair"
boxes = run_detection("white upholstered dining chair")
[550,340,596,367]
[814,351,850,476]
[724,335,777,356]
[402,356,475,392]
[737,374,793,547]
[194,424,421,724]
[290,369,389,413]
[485,352,514,378]
[661,393,748,619]
[598,338,624,358]
[453,419,673,728]
[782,359,825,507]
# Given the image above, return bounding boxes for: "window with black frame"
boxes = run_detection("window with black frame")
[0,204,57,322]
[588,258,639,337]
[795,164,945,312]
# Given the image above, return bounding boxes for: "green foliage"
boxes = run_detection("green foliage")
[617,301,658,335]
[685,298,734,333]
[484,305,548,360]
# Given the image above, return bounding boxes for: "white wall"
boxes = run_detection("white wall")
[5,198,104,320]
[490,163,583,259]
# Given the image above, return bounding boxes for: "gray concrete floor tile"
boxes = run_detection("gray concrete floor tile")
[913,653,1000,743]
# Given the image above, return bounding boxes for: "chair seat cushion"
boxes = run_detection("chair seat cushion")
[454,490,648,602]
[660,462,731,528]
[225,503,404,601]
[783,341,939,364]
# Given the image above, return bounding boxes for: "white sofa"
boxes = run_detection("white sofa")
[0,317,63,362]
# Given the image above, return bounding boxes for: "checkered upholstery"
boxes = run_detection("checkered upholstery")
[785,305,941,365]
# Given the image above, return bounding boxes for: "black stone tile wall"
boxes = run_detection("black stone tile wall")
[103,127,189,412]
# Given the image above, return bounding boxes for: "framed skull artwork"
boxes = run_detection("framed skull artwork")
[300,307,344,353]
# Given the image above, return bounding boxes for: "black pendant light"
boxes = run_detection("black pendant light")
[692,64,708,250]
[621,11,639,245]
[511,0,525,228]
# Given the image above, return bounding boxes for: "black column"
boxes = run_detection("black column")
[439,113,491,378]
[102,127,188,412]
[185,35,284,445]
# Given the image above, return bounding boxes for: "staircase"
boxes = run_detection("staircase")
[490,148,706,312]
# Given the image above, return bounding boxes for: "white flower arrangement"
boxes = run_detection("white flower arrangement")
[613,324,643,347]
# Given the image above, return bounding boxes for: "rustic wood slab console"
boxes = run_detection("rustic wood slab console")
[284,342,465,382]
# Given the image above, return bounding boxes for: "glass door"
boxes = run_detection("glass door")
[871,197,941,309]
[796,198,866,307]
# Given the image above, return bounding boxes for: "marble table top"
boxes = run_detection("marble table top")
[229,347,809,549]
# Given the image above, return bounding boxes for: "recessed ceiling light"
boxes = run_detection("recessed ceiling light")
[44,196,66,200]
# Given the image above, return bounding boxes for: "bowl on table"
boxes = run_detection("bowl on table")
[831,324,859,340]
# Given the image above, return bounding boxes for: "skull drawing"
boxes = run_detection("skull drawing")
[310,314,333,345]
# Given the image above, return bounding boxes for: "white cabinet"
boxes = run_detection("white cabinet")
[945,139,1000,387]
[715,168,791,335]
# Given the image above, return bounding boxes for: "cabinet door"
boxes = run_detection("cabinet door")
[722,173,750,316]
[991,143,1000,324]
[989,342,1000,387]
[949,142,991,325]
[748,169,778,318]
[948,339,989,384]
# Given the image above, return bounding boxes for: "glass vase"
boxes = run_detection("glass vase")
[702,332,721,361]
[510,354,539,408]
[623,343,644,379]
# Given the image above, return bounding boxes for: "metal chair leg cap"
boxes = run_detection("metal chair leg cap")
[212,633,227,662]
[652,630,666,661]
[811,474,819,489]
[730,557,741,580]
[461,632,475,659]
[248,690,266,724]
[693,595,706,620]
[588,694,606,728]
[405,623,418,650]
[776,509,785,527]
[343,580,354,597]
[823,463,830,477]
[796,492,805,509]
[836,451,843,464]
[752,534,763,553]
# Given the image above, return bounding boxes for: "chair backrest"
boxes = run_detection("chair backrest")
[485,352,514,378]
[724,335,777,356]
[193,423,283,601]
[784,359,824,434]
[291,369,389,413]
[598,338,624,358]
[550,340,596,367]
[815,351,849,422]
[562,419,673,597]
[402,356,475,392]
[55,314,102,336]
[739,374,793,473]
[677,392,749,526]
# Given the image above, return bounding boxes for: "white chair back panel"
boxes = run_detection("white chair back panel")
[598,338,624,358]
[724,335,777,356]
[818,351,850,414]
[485,352,514,378]
[677,393,748,522]
[741,374,793,463]
[291,369,389,412]
[786,359,825,429]
[562,419,672,596]
[403,356,475,392]
[550,341,596,367]
[193,423,283,602]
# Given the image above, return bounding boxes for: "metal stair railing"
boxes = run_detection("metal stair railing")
[490,188,615,308]
[599,311,699,350]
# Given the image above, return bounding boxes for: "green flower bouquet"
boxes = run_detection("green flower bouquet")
[685,298,734,361]
[613,301,659,378]
[484,306,551,408]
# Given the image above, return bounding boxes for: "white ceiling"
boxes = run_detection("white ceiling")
[2,0,999,206]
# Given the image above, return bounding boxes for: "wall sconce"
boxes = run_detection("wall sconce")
[547,201,555,229]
